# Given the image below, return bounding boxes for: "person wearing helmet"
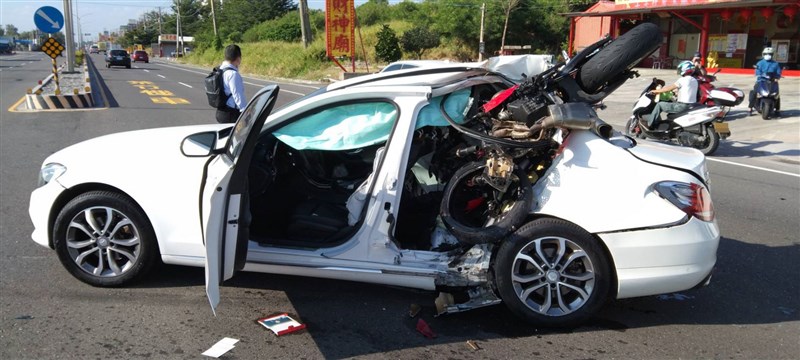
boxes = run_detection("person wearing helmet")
[692,52,707,76]
[643,60,699,127]
[748,47,782,115]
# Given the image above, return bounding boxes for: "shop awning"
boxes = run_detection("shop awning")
[564,0,785,18]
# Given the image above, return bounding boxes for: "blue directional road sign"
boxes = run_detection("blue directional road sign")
[34,6,64,34]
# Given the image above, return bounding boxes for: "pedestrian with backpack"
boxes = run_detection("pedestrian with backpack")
[205,44,245,123]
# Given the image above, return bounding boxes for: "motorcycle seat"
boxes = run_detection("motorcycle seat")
[666,103,706,120]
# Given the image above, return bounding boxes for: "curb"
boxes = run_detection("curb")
[25,61,94,110]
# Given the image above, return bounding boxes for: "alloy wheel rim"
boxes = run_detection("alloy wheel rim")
[65,206,141,277]
[511,236,595,317]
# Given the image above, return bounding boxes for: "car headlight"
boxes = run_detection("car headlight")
[38,163,66,187]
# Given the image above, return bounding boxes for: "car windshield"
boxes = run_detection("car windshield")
[110,50,127,56]
[135,51,145,55]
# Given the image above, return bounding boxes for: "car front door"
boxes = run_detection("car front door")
[203,85,279,314]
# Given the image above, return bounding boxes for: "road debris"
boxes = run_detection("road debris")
[409,304,422,318]
[416,319,437,339]
[256,313,306,336]
[202,337,238,358]
[466,340,481,351]
[14,315,34,320]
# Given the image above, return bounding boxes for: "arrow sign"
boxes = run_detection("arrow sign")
[34,6,64,34]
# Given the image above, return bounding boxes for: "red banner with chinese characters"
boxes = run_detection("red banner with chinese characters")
[325,0,355,58]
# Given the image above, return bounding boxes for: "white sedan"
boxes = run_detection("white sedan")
[29,65,718,327]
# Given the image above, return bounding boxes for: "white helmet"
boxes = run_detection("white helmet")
[763,47,774,55]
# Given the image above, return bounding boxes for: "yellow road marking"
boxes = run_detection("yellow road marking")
[7,96,27,112]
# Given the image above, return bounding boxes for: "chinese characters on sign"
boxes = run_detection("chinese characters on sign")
[325,0,355,59]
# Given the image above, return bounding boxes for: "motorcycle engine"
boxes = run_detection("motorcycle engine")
[678,131,706,147]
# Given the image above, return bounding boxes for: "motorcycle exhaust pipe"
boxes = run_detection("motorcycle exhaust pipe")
[530,103,613,139]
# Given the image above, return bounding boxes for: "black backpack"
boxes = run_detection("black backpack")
[204,67,232,109]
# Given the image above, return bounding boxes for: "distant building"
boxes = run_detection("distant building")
[566,0,800,71]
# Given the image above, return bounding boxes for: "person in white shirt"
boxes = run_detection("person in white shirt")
[644,61,698,127]
[215,45,246,124]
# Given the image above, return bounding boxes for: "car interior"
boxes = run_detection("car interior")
[247,83,506,251]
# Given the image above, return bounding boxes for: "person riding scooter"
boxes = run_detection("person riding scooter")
[748,47,782,116]
[643,61,698,128]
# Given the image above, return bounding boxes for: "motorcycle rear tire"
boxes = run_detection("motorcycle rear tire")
[579,23,662,93]
[441,162,533,245]
[695,125,720,156]
[761,99,773,120]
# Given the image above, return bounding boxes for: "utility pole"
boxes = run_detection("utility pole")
[478,3,486,61]
[176,2,181,56]
[298,0,312,48]
[63,0,76,72]
[210,0,217,37]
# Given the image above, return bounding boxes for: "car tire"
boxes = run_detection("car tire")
[494,218,611,327]
[126,64,131,69]
[578,23,662,93]
[53,191,159,287]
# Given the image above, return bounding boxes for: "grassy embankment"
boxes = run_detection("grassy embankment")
[180,21,475,81]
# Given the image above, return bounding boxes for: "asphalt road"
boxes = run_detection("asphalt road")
[0,52,798,359]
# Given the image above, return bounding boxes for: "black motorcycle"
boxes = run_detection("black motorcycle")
[751,72,780,120]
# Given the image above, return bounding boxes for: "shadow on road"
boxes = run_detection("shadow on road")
[86,55,118,108]
[134,236,799,358]
[714,140,800,158]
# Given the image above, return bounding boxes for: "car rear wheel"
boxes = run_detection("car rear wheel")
[494,218,611,327]
[53,191,158,286]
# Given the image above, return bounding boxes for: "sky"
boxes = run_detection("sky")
[0,0,412,41]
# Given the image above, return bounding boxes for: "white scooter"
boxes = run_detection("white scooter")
[625,78,731,155]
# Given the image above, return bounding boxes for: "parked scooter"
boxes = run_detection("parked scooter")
[695,69,745,120]
[751,72,780,120]
[626,78,730,156]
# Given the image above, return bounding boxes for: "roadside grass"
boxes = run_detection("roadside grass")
[181,20,478,80]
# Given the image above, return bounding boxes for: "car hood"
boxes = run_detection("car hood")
[46,124,231,189]
[627,139,708,183]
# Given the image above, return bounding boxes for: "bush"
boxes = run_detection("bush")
[375,25,402,63]
[227,31,243,44]
[243,10,302,43]
[400,26,440,59]
[75,50,84,65]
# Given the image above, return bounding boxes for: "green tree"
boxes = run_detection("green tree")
[5,24,18,37]
[356,0,391,27]
[400,26,439,59]
[375,24,402,63]
[218,0,296,38]
[0,27,4,36]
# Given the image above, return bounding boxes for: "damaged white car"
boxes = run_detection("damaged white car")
[29,24,718,327]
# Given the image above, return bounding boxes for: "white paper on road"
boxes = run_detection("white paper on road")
[202,337,239,358]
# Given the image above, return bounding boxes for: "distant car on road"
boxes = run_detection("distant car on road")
[89,45,99,54]
[132,50,149,63]
[106,49,131,69]
[380,60,451,73]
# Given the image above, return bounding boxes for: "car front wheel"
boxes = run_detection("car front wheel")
[53,191,158,286]
[494,218,611,327]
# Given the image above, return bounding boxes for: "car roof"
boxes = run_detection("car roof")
[327,66,503,92]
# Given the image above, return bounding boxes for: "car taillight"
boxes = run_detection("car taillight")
[654,181,715,222]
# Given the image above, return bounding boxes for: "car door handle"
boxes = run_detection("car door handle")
[227,219,238,225]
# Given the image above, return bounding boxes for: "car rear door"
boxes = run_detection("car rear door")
[202,85,279,314]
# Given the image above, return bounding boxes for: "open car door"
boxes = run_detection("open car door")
[202,85,279,314]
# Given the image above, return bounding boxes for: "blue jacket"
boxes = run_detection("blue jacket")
[755,59,782,79]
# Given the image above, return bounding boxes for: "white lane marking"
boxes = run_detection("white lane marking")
[242,81,305,96]
[157,74,166,78]
[153,61,316,93]
[134,66,139,69]
[143,69,150,72]
[707,158,800,178]
[178,82,192,88]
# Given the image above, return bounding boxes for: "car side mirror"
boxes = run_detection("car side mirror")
[181,131,218,157]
